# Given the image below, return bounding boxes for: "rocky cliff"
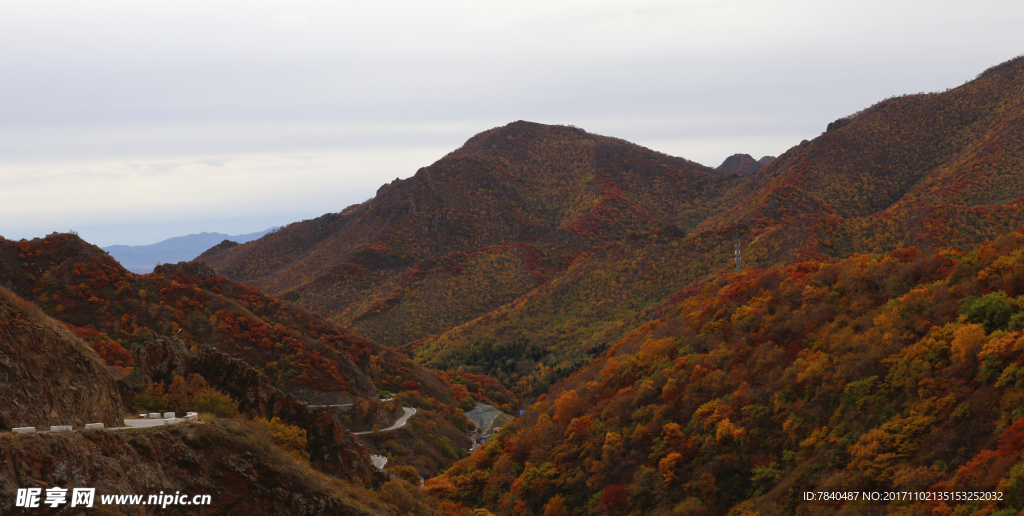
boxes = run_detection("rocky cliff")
[121,337,382,487]
[0,421,394,515]
[0,286,123,430]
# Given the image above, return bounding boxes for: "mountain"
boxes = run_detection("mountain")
[435,231,1024,514]
[422,56,1024,514]
[0,420,400,516]
[0,311,463,515]
[0,273,394,512]
[4,232,379,404]
[408,54,1024,398]
[716,153,775,176]
[197,122,737,348]
[6,53,1024,516]
[196,55,1024,405]
[0,231,492,479]
[697,55,1024,254]
[103,227,278,274]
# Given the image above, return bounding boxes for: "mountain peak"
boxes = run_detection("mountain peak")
[717,153,775,175]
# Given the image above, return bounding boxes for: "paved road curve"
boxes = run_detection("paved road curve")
[308,397,396,409]
[352,407,417,436]
[370,455,388,469]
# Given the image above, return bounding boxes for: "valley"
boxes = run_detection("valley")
[3,54,1024,514]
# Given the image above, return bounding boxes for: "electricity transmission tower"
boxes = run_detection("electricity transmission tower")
[734,229,742,273]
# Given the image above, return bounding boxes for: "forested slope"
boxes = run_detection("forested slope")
[0,232,501,481]
[434,230,1024,515]
[700,54,1024,254]
[409,55,1024,400]
[197,122,736,347]
[197,56,1024,408]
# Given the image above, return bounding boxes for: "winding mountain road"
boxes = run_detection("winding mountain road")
[308,397,395,409]
[8,404,415,471]
[352,406,416,471]
[352,407,417,436]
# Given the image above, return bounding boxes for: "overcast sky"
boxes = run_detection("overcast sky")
[2,1,1021,246]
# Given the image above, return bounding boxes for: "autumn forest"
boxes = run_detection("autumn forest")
[3,54,1024,515]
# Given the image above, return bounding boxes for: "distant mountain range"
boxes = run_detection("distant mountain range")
[102,228,278,273]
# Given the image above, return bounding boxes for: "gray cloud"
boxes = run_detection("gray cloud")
[1,0,1021,246]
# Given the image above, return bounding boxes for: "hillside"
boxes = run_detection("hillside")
[699,55,1024,251]
[0,421,399,516]
[0,324,467,515]
[1,232,440,404]
[407,55,1024,400]
[197,122,736,347]
[0,232,497,481]
[193,57,1024,407]
[434,230,1024,515]
[0,286,124,430]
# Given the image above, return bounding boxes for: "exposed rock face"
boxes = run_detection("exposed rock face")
[120,335,191,393]
[826,117,852,133]
[287,386,359,406]
[120,338,382,487]
[334,399,406,433]
[717,153,776,176]
[0,287,123,430]
[0,422,392,516]
[190,346,382,487]
[463,402,506,432]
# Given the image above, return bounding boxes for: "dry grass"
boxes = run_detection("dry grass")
[0,284,109,370]
[209,419,387,515]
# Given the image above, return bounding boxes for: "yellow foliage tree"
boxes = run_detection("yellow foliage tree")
[254,417,309,461]
[423,476,458,498]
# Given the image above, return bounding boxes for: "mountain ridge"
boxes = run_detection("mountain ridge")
[195,56,1024,406]
[104,227,278,273]
[397,54,1024,399]
[197,121,738,348]
[716,153,775,176]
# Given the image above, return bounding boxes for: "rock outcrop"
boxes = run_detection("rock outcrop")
[0,421,393,515]
[191,345,382,486]
[0,286,123,430]
[119,335,191,393]
[121,337,382,488]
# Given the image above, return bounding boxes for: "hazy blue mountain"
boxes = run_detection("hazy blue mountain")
[103,228,278,273]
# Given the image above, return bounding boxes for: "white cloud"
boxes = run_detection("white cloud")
[0,146,451,246]
[0,0,1022,244]
[271,14,310,26]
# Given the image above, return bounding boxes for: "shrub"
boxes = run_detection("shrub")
[192,388,240,418]
[392,464,420,484]
[133,382,169,412]
[167,374,211,414]
[253,417,309,460]
[423,476,457,498]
